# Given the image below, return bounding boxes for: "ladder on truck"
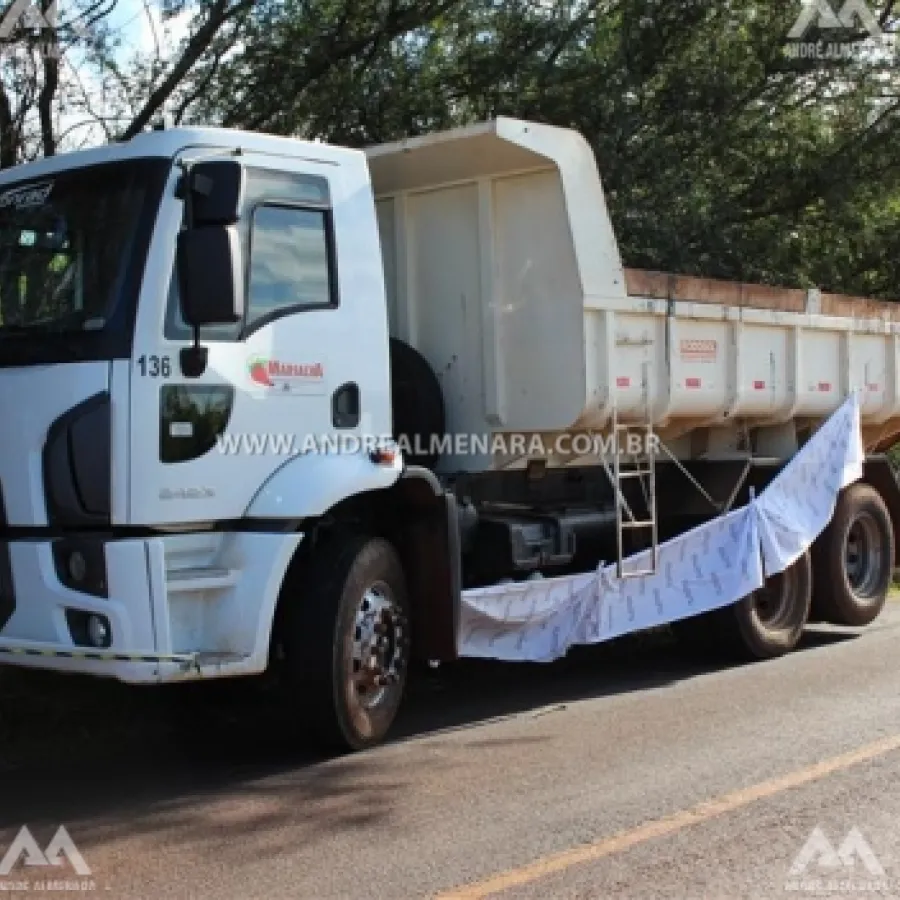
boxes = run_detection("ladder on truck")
[608,365,659,579]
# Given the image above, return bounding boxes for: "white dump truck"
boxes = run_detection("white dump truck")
[0,116,896,750]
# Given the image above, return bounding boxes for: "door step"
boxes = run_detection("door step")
[166,567,239,592]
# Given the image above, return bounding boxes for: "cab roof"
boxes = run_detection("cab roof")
[0,127,363,187]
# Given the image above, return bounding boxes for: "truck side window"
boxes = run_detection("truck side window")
[247,204,334,328]
[164,166,333,341]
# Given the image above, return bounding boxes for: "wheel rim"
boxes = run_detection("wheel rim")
[349,581,408,711]
[845,512,883,598]
[752,570,793,629]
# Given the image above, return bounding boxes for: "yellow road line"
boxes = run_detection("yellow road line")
[435,732,900,899]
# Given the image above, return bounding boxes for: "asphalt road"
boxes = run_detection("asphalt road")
[2,603,900,899]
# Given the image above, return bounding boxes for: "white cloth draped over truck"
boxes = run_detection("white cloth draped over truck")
[457,392,865,662]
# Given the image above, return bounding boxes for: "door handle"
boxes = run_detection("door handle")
[332,382,360,428]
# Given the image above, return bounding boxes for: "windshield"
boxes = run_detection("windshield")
[0,158,169,364]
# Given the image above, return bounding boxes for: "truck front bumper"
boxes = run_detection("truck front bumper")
[0,531,301,683]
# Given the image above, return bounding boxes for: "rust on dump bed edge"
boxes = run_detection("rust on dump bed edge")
[624,269,900,322]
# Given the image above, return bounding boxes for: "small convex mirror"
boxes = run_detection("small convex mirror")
[188,159,245,225]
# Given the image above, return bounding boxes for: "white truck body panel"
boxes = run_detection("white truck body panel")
[127,142,395,526]
[0,362,109,526]
[367,118,900,473]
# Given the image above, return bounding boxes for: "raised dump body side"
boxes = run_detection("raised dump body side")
[365,117,900,473]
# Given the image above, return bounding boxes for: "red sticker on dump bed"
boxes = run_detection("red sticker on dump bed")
[753,380,765,390]
[818,382,831,392]
[685,377,701,388]
[616,377,630,387]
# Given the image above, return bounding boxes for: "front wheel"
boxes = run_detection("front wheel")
[276,534,411,752]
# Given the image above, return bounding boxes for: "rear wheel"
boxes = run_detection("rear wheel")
[674,552,812,660]
[811,483,894,627]
[723,551,812,659]
[276,534,411,752]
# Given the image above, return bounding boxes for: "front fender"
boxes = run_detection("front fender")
[243,450,403,519]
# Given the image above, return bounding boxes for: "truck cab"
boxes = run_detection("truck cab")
[0,128,409,698]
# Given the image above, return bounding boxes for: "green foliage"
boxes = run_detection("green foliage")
[888,442,900,469]
[6,0,896,297]
[186,0,899,298]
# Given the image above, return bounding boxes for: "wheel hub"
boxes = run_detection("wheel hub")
[752,571,792,628]
[350,582,408,709]
[845,513,881,596]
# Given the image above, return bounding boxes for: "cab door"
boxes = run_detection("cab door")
[127,152,369,527]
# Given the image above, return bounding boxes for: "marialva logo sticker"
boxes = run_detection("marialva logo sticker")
[248,357,274,387]
[247,356,325,395]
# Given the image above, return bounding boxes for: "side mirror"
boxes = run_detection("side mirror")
[186,159,245,226]
[177,158,246,329]
[177,226,244,327]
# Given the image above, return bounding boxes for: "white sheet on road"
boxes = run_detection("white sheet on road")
[458,393,864,662]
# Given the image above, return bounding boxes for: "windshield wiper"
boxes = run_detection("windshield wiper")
[0,310,105,334]
[0,324,42,334]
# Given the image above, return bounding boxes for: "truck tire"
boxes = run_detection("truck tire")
[389,337,445,469]
[278,533,411,752]
[811,483,894,627]
[715,551,812,659]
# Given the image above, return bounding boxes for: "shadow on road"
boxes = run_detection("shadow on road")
[0,623,860,833]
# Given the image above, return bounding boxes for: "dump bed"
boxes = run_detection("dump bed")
[365,118,900,474]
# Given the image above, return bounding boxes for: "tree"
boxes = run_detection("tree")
[194,0,900,298]
[184,0,470,139]
[2,0,898,299]
[0,0,255,168]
